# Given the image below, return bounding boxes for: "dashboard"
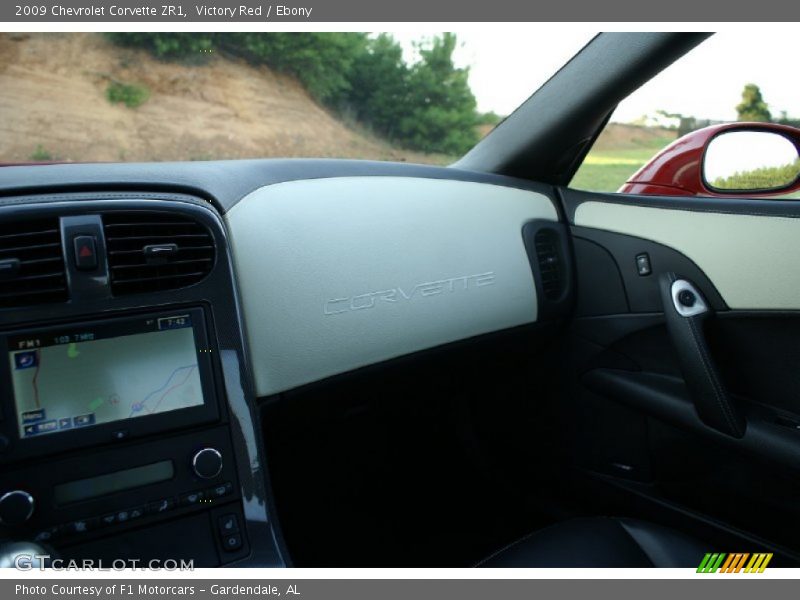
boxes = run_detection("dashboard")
[0,160,567,567]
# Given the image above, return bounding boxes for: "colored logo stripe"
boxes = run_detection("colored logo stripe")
[720,553,749,573]
[697,552,773,573]
[744,553,773,573]
[697,553,726,573]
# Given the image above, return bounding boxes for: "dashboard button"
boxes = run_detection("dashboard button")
[635,253,652,276]
[147,497,176,515]
[73,236,98,271]
[128,506,146,520]
[179,490,204,507]
[218,514,239,536]
[99,513,117,527]
[221,533,242,552]
[64,518,96,535]
[207,481,233,499]
[33,525,62,543]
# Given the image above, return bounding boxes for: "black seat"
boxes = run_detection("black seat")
[477,517,706,567]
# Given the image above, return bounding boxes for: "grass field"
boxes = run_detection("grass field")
[570,131,676,192]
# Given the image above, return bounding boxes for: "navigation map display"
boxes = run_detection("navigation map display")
[8,312,206,439]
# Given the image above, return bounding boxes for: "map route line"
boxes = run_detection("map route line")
[31,349,41,409]
[146,365,198,415]
[129,364,197,417]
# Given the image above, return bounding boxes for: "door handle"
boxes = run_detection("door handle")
[659,273,745,438]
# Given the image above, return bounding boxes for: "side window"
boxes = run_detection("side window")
[571,34,800,199]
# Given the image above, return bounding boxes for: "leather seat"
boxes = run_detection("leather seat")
[477,517,706,567]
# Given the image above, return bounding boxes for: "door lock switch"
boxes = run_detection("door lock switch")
[635,253,651,276]
[677,289,696,307]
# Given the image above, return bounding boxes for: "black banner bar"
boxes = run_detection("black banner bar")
[2,0,800,22]
[3,579,794,599]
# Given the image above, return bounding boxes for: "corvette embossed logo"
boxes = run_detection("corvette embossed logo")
[323,272,496,315]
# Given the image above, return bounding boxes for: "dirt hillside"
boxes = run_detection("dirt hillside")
[0,33,442,164]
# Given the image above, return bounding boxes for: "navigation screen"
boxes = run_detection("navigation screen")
[8,313,206,438]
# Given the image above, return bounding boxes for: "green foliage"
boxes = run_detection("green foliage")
[346,34,409,138]
[30,145,52,161]
[344,33,478,154]
[711,159,800,191]
[477,111,503,126]
[776,111,800,128]
[105,32,480,156]
[106,81,150,108]
[223,33,367,104]
[396,34,478,155]
[736,83,772,122]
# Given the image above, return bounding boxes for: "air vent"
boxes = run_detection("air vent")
[103,212,215,295]
[534,228,563,301]
[0,218,67,308]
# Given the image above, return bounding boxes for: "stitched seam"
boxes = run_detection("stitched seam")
[687,317,731,432]
[687,316,740,436]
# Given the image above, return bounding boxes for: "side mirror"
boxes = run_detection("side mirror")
[703,130,800,193]
[619,123,800,198]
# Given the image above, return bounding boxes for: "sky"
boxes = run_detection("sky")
[395,31,797,123]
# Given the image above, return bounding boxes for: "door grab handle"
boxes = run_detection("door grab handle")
[659,273,745,438]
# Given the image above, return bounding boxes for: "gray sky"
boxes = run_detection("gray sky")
[397,31,797,122]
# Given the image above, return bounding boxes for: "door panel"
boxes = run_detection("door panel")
[574,200,800,310]
[560,188,800,560]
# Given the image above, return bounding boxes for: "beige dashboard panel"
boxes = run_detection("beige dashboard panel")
[226,176,558,396]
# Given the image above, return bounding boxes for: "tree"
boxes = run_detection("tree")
[736,83,772,122]
[220,33,368,104]
[396,33,479,154]
[346,34,409,138]
[106,32,481,155]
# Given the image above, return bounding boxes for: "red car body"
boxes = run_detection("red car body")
[618,122,800,197]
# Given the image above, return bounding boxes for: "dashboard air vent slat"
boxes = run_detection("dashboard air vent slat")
[533,229,563,301]
[103,212,215,295]
[0,218,67,308]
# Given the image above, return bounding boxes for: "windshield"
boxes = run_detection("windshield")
[0,31,591,165]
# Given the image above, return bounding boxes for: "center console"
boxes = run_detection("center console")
[0,193,286,567]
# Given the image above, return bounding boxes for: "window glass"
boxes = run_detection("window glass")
[572,34,800,198]
[0,31,590,166]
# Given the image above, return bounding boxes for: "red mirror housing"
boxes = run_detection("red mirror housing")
[618,122,800,197]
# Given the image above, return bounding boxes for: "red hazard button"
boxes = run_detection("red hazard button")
[73,235,98,271]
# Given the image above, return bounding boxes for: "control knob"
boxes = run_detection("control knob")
[0,490,35,526]
[192,448,223,479]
